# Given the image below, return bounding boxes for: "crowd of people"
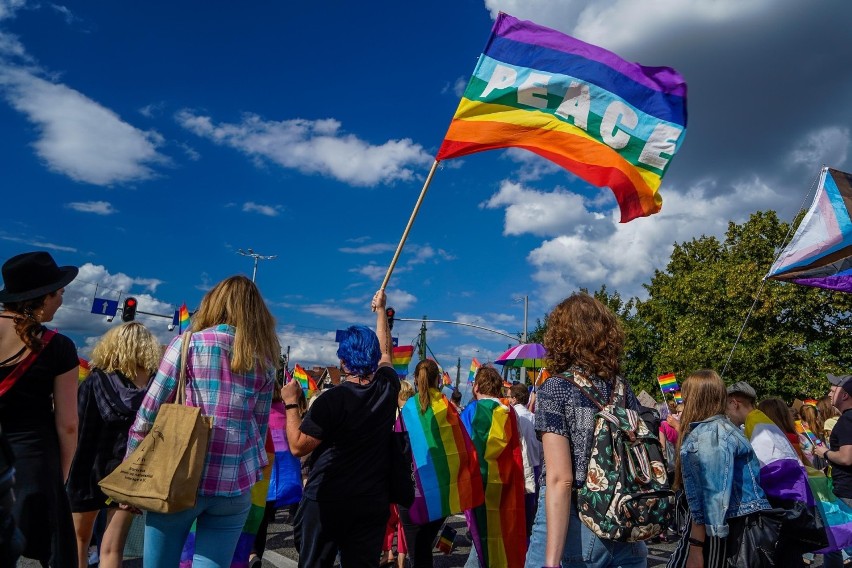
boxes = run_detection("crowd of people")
[1,249,852,568]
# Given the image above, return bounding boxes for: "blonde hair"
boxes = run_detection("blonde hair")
[414,359,440,413]
[191,275,280,373]
[399,380,415,405]
[673,369,727,490]
[90,322,162,378]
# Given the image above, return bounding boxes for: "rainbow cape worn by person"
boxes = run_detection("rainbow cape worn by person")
[436,13,687,223]
[180,429,275,567]
[806,468,852,552]
[393,345,414,378]
[400,390,484,525]
[460,398,526,567]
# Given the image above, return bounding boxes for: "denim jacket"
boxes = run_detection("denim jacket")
[681,414,770,537]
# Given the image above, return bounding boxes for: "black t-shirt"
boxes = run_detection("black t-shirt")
[0,330,78,435]
[300,365,400,501]
[829,409,852,498]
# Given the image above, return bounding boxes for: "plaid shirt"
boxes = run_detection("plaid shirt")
[126,325,274,496]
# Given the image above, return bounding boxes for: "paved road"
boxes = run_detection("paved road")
[17,509,828,566]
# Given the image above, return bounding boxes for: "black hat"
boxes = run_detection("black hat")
[0,252,78,303]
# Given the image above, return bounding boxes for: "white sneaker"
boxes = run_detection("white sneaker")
[87,545,99,566]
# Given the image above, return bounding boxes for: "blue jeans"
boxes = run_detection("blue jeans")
[144,490,252,568]
[524,487,647,568]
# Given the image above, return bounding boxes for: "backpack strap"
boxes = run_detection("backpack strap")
[562,370,626,410]
[561,370,606,410]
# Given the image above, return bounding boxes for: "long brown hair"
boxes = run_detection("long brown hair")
[800,404,824,443]
[414,359,440,413]
[673,369,727,490]
[3,295,53,352]
[758,398,797,435]
[191,275,280,373]
[543,292,623,380]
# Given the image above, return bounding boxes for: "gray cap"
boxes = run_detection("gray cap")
[828,373,852,394]
[726,381,757,399]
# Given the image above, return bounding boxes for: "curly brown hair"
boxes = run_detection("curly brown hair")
[3,295,51,352]
[543,292,623,380]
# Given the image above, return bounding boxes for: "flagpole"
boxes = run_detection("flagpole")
[380,160,441,291]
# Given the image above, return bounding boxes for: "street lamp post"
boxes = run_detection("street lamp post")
[237,248,277,283]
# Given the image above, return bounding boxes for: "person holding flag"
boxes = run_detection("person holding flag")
[282,289,399,567]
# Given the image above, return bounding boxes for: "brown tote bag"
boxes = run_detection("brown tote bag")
[99,331,212,513]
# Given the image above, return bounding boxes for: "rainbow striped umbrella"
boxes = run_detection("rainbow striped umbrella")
[494,343,547,369]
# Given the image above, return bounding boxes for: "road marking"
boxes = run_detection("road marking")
[264,549,298,567]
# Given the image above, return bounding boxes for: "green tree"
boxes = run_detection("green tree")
[636,210,852,401]
[527,211,852,402]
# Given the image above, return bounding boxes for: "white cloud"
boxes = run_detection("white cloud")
[242,201,281,217]
[481,180,595,237]
[526,176,782,304]
[441,76,468,98]
[788,127,850,170]
[278,326,340,369]
[65,200,116,215]
[349,264,389,282]
[0,0,26,22]
[482,0,772,52]
[54,263,182,355]
[339,243,396,254]
[1,235,76,252]
[176,110,432,187]
[0,67,168,185]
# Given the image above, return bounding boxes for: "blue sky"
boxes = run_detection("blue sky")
[2,0,851,379]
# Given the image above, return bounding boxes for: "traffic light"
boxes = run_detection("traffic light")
[122,297,138,322]
[386,307,395,331]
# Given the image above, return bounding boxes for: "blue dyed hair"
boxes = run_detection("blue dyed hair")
[336,325,381,376]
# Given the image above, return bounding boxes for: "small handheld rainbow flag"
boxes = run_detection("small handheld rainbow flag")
[673,391,683,405]
[178,303,191,334]
[442,372,452,386]
[796,420,823,447]
[468,358,481,382]
[393,345,414,378]
[657,373,679,393]
[292,364,318,395]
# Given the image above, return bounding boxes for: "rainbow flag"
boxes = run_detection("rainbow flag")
[808,469,852,553]
[393,345,414,378]
[78,357,90,382]
[292,364,318,394]
[442,371,452,386]
[657,372,679,393]
[796,420,823,448]
[178,303,191,333]
[803,398,819,408]
[436,13,687,223]
[672,390,683,405]
[401,390,484,525]
[180,429,274,567]
[468,358,481,382]
[460,399,527,567]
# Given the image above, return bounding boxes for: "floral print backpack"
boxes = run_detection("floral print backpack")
[563,371,675,542]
